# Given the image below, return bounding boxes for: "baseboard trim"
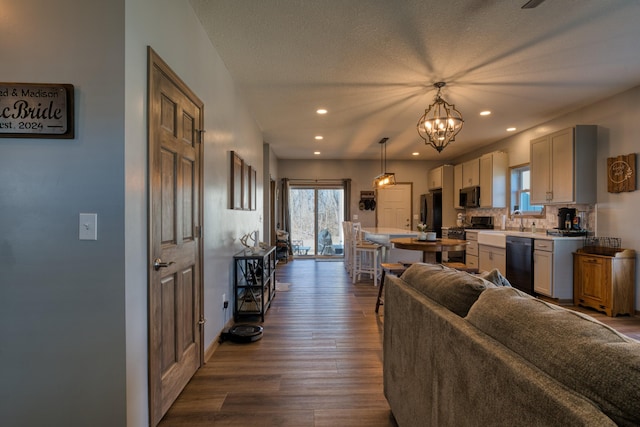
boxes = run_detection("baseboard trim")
[204,317,235,363]
[535,295,573,306]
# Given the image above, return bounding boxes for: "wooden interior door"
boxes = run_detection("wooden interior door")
[148,48,204,426]
[376,183,412,229]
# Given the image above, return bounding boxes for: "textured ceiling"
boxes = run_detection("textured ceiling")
[190,0,640,161]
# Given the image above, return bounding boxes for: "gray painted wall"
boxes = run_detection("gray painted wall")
[0,1,126,425]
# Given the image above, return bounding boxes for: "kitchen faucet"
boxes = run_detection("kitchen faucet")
[514,210,525,232]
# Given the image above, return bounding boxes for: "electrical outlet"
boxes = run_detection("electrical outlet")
[222,293,228,309]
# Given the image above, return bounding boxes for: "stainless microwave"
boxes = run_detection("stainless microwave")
[460,186,480,208]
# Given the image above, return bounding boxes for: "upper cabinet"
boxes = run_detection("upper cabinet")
[461,158,480,188]
[479,151,508,208]
[428,165,445,190]
[530,125,597,205]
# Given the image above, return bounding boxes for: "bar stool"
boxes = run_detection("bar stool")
[375,262,410,313]
[351,225,382,286]
[341,221,353,275]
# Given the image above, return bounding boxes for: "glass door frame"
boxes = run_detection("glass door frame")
[288,181,348,260]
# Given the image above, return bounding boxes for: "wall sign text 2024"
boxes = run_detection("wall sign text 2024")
[0,83,74,139]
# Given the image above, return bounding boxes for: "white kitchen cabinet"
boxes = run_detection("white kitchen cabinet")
[465,231,479,270]
[479,244,506,274]
[428,165,448,190]
[534,245,553,296]
[462,158,480,188]
[533,238,584,301]
[530,125,597,205]
[479,151,508,208]
[454,164,463,209]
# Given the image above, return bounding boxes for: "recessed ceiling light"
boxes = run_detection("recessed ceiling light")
[480,111,491,116]
[412,152,420,156]
[506,127,517,132]
[314,151,321,155]
[316,109,328,115]
[315,135,323,140]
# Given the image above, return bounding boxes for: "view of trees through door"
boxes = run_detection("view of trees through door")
[289,185,345,258]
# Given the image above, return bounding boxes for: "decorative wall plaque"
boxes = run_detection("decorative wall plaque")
[0,83,74,138]
[607,153,636,193]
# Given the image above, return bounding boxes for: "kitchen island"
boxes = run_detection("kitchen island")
[362,227,421,263]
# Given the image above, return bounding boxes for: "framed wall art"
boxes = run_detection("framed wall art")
[230,151,243,209]
[230,151,258,210]
[250,166,257,210]
[242,161,250,210]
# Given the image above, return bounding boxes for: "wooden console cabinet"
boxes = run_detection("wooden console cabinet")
[573,248,635,317]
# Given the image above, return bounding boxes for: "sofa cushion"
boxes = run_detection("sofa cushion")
[399,263,497,317]
[466,287,640,427]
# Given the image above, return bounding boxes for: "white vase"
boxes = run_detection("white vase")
[419,232,427,241]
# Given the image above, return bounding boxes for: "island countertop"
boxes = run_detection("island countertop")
[362,227,418,237]
[361,227,421,263]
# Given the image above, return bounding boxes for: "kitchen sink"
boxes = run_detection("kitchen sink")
[477,232,506,248]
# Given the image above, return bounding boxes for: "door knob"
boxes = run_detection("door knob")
[153,258,175,271]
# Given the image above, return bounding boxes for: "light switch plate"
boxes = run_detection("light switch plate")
[79,213,98,240]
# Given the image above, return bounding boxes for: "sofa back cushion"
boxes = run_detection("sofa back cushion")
[399,263,498,317]
[466,287,640,426]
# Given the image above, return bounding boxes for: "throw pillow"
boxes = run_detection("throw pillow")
[480,268,512,287]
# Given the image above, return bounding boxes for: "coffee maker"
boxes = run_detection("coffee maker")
[558,207,577,230]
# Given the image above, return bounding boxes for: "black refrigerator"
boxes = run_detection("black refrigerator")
[420,190,443,238]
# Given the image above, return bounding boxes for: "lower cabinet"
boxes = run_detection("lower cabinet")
[479,244,505,274]
[573,248,636,317]
[534,238,583,301]
[533,248,553,296]
[465,231,478,270]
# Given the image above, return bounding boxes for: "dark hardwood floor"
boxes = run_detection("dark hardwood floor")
[159,259,640,426]
[159,259,395,427]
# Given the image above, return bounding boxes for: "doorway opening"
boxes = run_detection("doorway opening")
[288,183,346,259]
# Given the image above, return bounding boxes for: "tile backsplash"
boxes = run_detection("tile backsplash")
[465,204,595,232]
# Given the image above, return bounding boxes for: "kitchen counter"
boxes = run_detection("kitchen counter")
[474,230,586,241]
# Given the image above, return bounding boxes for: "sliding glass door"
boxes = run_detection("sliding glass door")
[289,184,345,258]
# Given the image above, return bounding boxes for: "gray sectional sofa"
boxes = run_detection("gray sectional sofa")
[383,263,640,427]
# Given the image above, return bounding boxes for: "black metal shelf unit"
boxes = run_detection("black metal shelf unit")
[233,246,276,321]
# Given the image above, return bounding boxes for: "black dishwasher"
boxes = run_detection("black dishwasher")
[505,236,534,295]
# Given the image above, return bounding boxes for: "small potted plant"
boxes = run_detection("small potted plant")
[417,223,428,241]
